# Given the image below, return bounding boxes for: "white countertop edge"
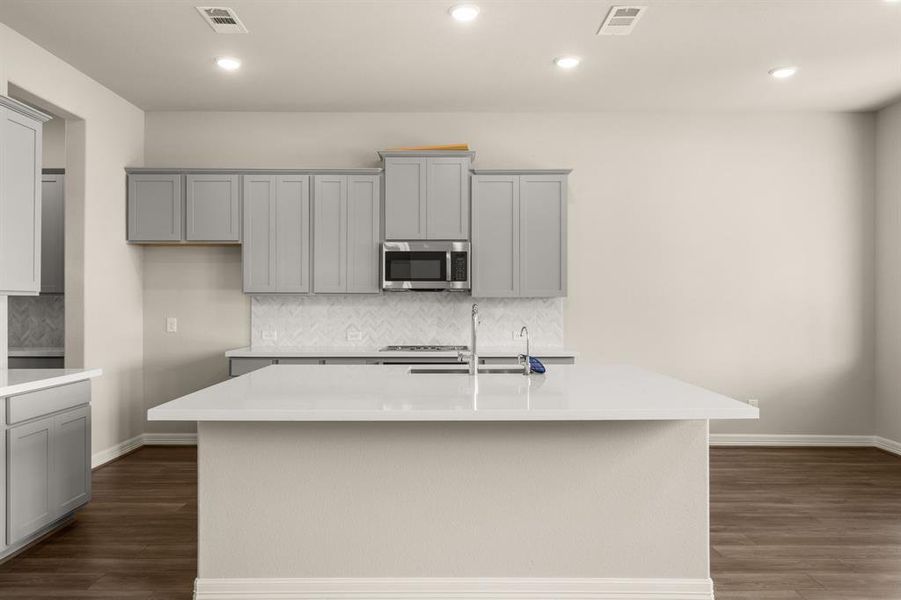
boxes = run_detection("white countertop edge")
[225,346,578,359]
[8,347,65,358]
[0,368,103,397]
[148,408,758,422]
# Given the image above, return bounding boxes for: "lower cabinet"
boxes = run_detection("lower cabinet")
[3,386,91,551]
[313,174,380,294]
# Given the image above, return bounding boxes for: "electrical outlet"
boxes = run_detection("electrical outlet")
[347,327,363,342]
[261,329,277,342]
[748,398,759,408]
[166,317,177,333]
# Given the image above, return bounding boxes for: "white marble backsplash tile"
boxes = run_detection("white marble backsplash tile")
[7,295,65,349]
[251,294,564,349]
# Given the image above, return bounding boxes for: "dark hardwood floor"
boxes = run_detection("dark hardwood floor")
[0,446,197,599]
[0,446,899,599]
[711,447,901,600]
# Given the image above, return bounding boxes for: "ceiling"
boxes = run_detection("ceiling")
[1,0,900,112]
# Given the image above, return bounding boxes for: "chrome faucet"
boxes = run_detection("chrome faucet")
[519,326,532,375]
[469,303,480,375]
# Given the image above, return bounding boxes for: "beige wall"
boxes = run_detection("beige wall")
[145,111,876,436]
[143,246,249,433]
[42,116,65,169]
[0,24,146,457]
[876,99,901,443]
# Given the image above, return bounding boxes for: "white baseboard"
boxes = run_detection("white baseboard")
[710,433,901,457]
[193,577,714,600]
[874,436,901,456]
[92,433,901,470]
[91,434,143,469]
[143,432,198,445]
[709,434,874,447]
[92,432,198,468]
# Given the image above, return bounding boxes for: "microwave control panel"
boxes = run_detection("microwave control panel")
[451,252,468,282]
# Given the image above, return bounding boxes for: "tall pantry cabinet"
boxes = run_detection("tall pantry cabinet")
[0,96,52,295]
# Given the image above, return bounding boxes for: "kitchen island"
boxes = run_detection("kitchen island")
[149,363,756,600]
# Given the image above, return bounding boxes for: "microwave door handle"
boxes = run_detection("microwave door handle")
[446,252,452,282]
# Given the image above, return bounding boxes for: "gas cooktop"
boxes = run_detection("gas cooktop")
[379,345,468,352]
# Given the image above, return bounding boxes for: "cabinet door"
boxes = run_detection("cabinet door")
[1,423,6,553]
[313,175,347,293]
[185,174,240,241]
[472,175,519,298]
[384,157,426,240]
[346,175,381,293]
[242,176,277,293]
[54,405,91,514]
[7,415,54,545]
[40,174,65,294]
[127,174,183,241]
[0,107,43,294]
[427,157,470,240]
[520,175,567,297]
[275,175,311,293]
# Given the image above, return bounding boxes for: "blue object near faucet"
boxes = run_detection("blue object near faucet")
[529,357,546,374]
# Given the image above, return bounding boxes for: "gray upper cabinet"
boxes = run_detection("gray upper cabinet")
[313,175,346,293]
[472,175,520,298]
[127,170,244,243]
[41,173,65,294]
[185,174,241,242]
[313,174,380,294]
[275,175,312,293]
[472,170,569,298]
[243,174,311,294]
[127,173,183,242]
[381,151,472,240]
[383,157,426,239]
[346,175,381,293]
[0,97,50,295]
[427,158,470,240]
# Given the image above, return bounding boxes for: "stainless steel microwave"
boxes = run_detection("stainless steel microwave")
[382,241,470,291]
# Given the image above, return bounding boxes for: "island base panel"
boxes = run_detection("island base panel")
[197,420,709,584]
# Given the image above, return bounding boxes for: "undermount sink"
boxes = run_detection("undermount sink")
[409,367,527,375]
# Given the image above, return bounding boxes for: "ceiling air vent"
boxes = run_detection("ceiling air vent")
[196,6,248,33]
[597,5,647,36]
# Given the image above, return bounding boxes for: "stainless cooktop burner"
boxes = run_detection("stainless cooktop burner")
[380,345,468,352]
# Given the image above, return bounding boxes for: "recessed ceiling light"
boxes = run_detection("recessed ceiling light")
[216,57,241,71]
[769,66,797,79]
[554,56,581,69]
[449,4,480,22]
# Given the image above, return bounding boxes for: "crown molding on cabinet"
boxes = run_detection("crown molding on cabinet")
[0,96,53,122]
[125,168,382,175]
[471,168,573,175]
[378,150,476,159]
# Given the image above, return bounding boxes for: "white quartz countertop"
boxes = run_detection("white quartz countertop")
[0,368,103,397]
[225,346,577,359]
[148,363,757,422]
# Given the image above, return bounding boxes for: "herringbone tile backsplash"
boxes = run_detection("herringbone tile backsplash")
[251,294,564,349]
[7,295,65,348]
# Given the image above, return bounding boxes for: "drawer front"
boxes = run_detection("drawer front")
[230,358,276,377]
[7,381,91,425]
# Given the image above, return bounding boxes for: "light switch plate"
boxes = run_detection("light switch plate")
[261,329,277,342]
[166,317,177,333]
